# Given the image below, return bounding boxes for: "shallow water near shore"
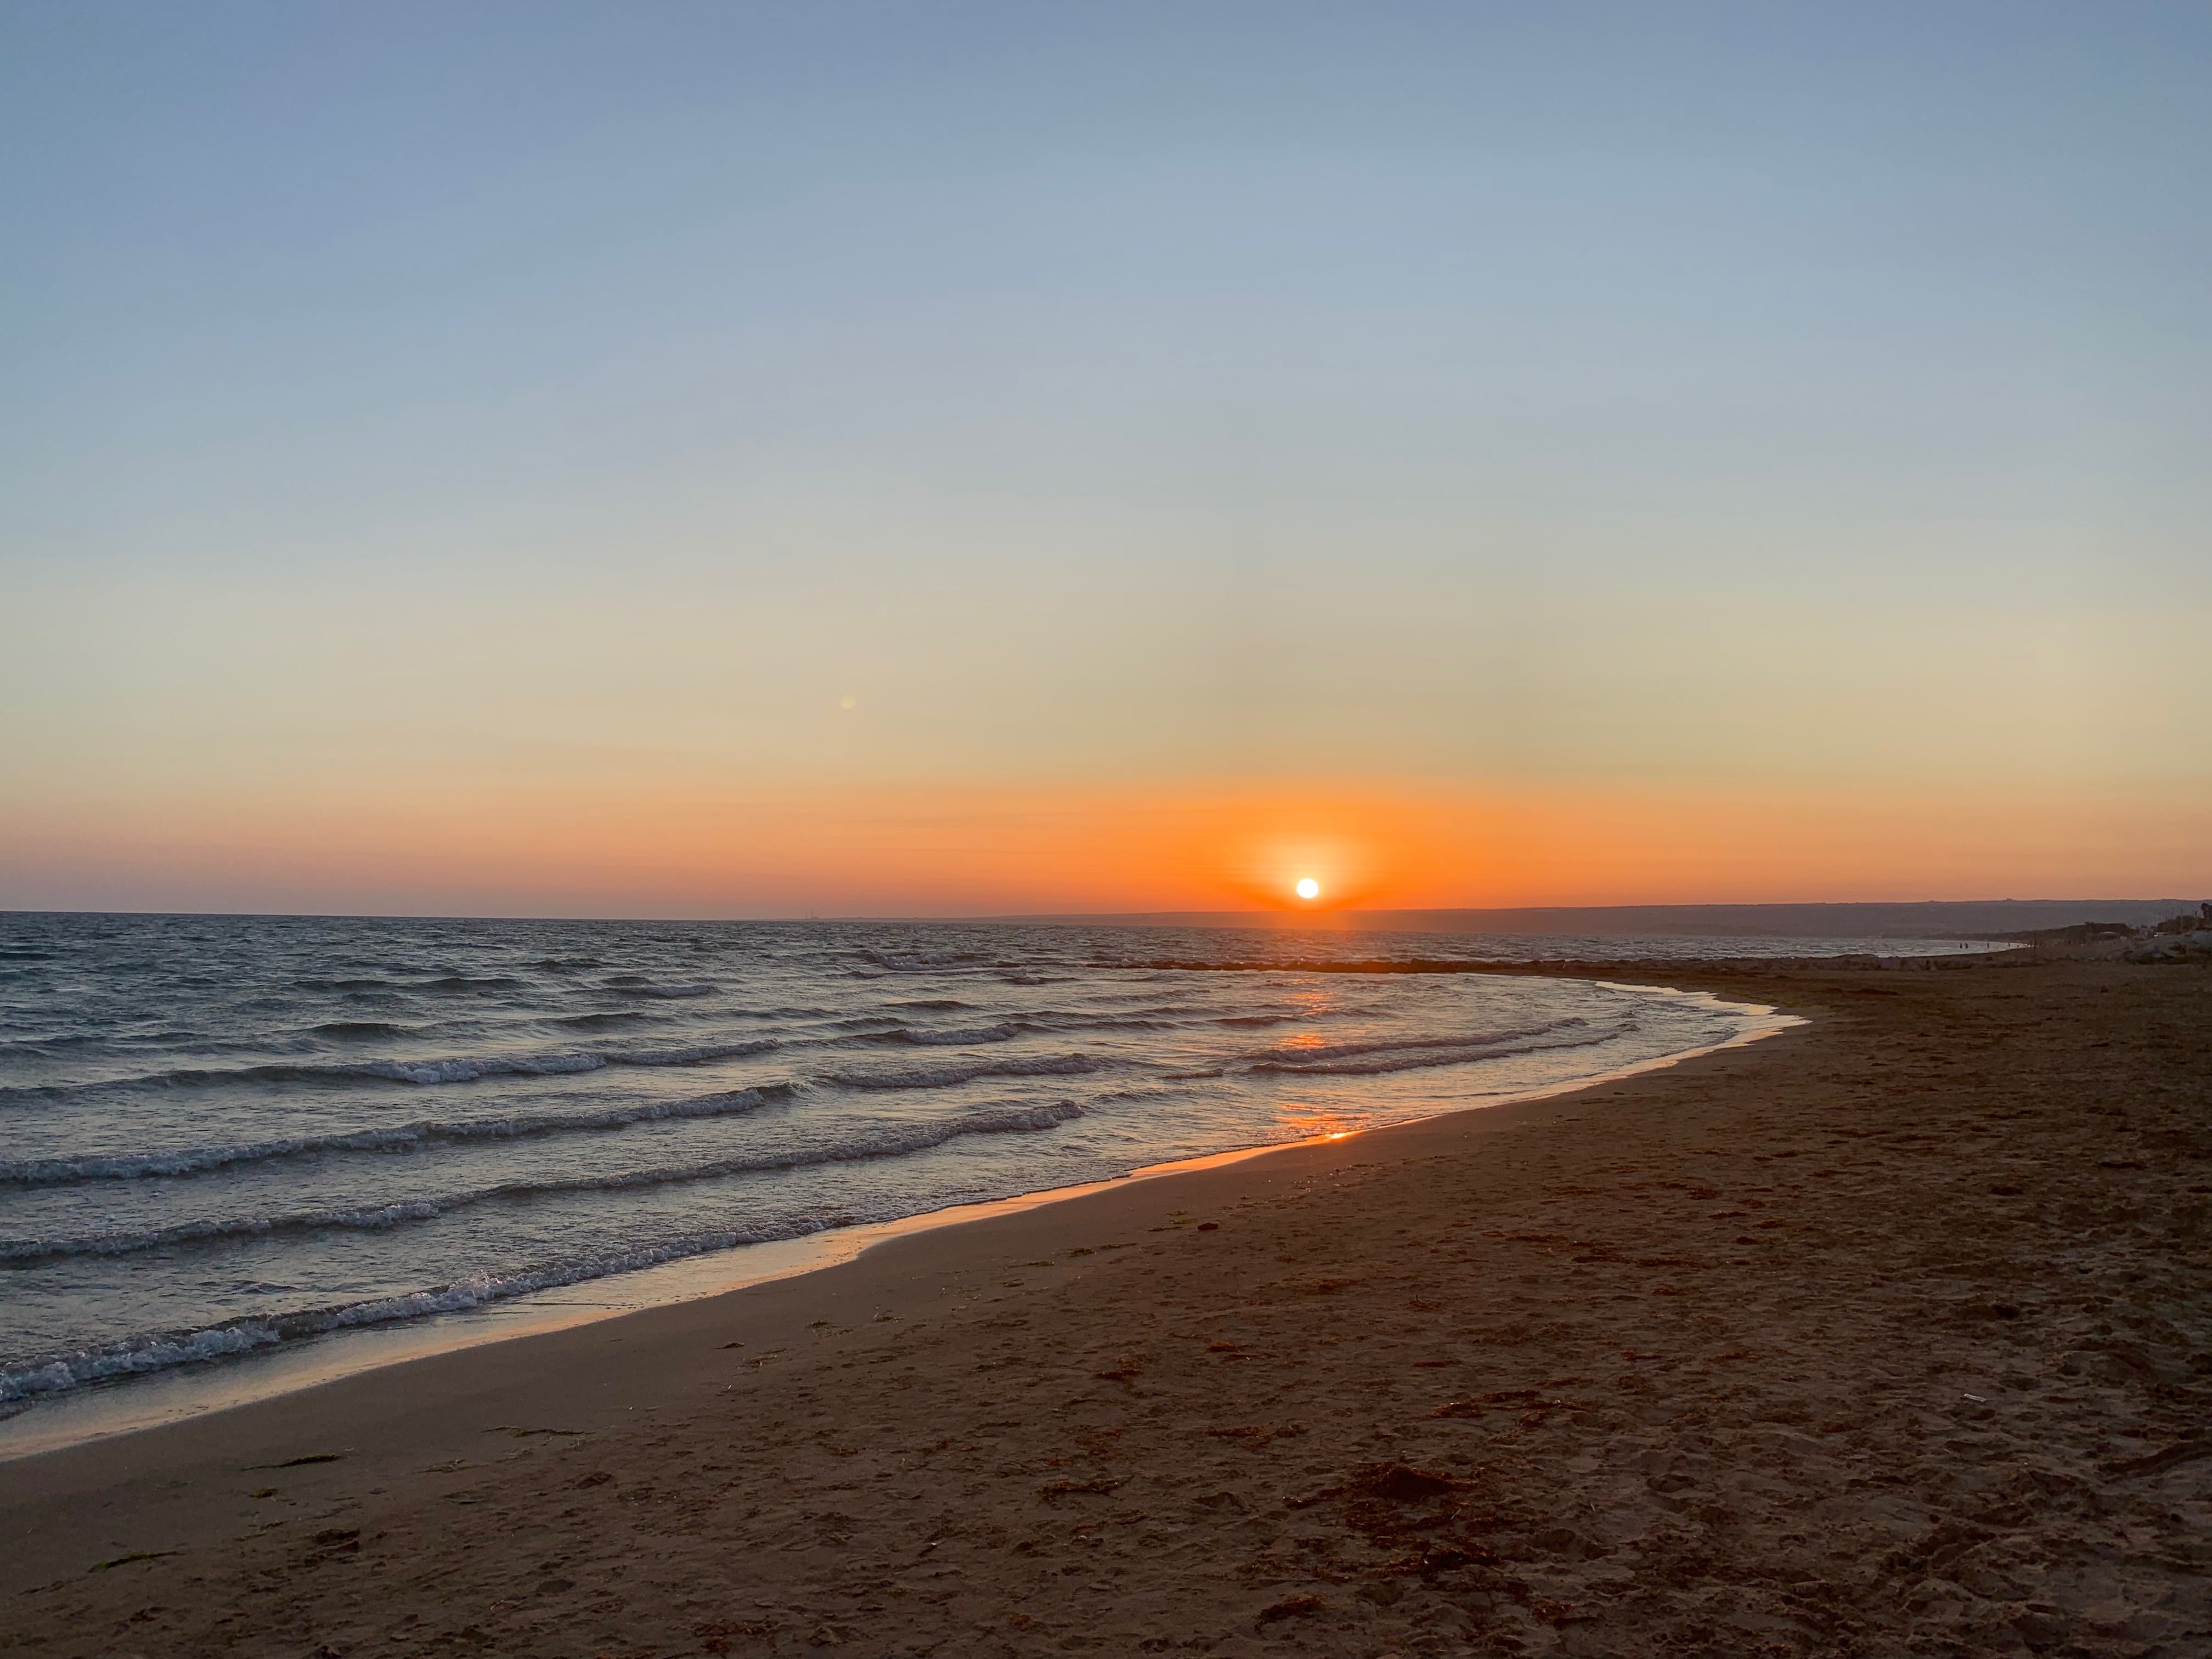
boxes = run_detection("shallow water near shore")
[0,913,1948,1427]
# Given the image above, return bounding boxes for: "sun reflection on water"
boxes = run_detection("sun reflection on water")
[1278,1102,1361,1141]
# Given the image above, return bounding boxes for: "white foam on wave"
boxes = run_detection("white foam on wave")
[0,912,1785,1426]
[1249,1031,1617,1077]
[0,1084,789,1186]
[365,1053,608,1084]
[877,1022,1024,1046]
[0,1098,1087,1263]
[0,1216,843,1402]
[617,1040,777,1067]
[1242,1018,1597,1072]
[0,1038,780,1108]
[823,1053,1104,1091]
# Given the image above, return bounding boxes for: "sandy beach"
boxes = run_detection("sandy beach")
[2,958,2205,1658]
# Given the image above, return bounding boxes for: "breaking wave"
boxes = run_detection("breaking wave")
[0,911,1788,1424]
[821,1053,1106,1091]
[1244,1019,1611,1077]
[1243,1019,1582,1067]
[1,1222,830,1403]
[870,1022,1025,1047]
[0,1085,791,1186]
[0,1099,1087,1266]
[0,1039,777,1105]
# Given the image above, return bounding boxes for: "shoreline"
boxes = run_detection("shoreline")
[0,980,1794,1464]
[6,957,2203,1656]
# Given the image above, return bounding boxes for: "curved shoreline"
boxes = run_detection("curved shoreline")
[0,980,1791,1463]
[4,948,2201,1649]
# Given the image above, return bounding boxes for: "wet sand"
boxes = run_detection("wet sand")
[2,960,2206,1657]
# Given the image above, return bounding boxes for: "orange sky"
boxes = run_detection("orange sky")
[4,10,2208,919]
[9,778,2205,918]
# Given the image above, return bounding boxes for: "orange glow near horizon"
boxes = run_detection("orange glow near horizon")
[5,773,2208,918]
[5,12,2207,932]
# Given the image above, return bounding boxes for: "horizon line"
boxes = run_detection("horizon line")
[3,896,2200,928]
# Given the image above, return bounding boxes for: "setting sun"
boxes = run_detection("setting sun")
[1294,877,1321,901]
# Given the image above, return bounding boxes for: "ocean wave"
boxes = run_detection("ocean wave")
[0,1223,828,1403]
[1248,1026,1616,1077]
[1242,1019,1586,1068]
[619,1039,778,1067]
[870,1022,1025,1047]
[821,1053,1105,1091]
[351,1052,613,1084]
[862,950,986,972]
[0,1085,789,1186]
[1028,1014,1178,1032]
[0,1099,1085,1262]
[0,1033,95,1059]
[0,915,1769,1421]
[0,1039,778,1105]
[843,1012,1177,1049]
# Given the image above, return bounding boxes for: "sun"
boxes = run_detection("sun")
[1294,877,1321,901]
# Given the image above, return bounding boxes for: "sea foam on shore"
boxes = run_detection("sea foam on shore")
[0,913,1955,1412]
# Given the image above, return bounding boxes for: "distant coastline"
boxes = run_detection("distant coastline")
[6,899,2202,935]
[974,898,2204,939]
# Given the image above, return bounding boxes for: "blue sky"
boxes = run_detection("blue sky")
[3,3,2207,911]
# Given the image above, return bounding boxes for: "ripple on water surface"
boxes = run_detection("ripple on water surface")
[0,912,1882,1412]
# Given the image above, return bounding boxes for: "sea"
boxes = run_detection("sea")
[0,912,1986,1427]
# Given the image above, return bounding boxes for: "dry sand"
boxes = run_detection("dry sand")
[2,960,2206,1658]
